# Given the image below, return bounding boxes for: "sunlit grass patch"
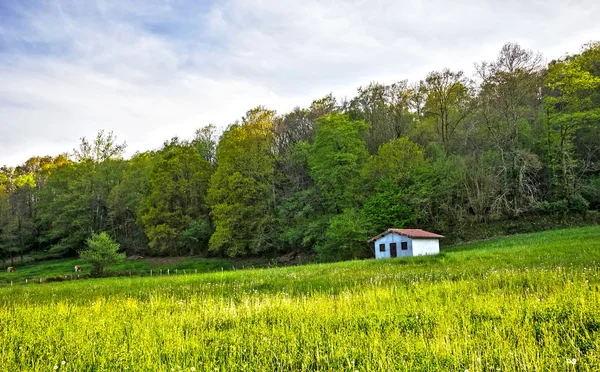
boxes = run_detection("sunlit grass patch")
[0,226,599,371]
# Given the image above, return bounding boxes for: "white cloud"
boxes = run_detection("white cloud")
[1,0,599,166]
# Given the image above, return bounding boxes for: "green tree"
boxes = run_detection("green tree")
[108,152,154,255]
[80,232,125,276]
[544,42,600,198]
[362,137,425,190]
[8,173,36,261]
[273,96,338,253]
[193,124,218,164]
[0,175,12,268]
[308,113,369,213]
[73,130,127,163]
[422,69,474,154]
[360,138,426,232]
[476,43,543,215]
[208,107,277,256]
[37,132,126,255]
[316,208,371,261]
[348,81,414,154]
[139,139,213,256]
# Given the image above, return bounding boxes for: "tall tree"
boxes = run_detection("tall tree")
[273,96,338,253]
[348,82,413,154]
[421,69,474,154]
[108,152,154,255]
[193,124,218,165]
[37,132,126,255]
[476,43,544,215]
[0,173,12,268]
[73,130,127,163]
[544,42,600,198]
[208,107,277,256]
[360,138,426,232]
[139,140,213,256]
[309,113,369,213]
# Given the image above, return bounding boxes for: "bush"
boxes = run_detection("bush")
[316,209,371,262]
[536,200,568,215]
[568,194,590,213]
[361,189,414,233]
[181,220,213,256]
[580,177,600,210]
[79,232,125,276]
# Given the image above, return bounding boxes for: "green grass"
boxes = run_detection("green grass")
[0,226,599,371]
[0,255,269,285]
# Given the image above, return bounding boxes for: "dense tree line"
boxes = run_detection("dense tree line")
[1,42,599,264]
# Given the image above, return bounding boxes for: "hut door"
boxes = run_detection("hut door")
[390,243,397,258]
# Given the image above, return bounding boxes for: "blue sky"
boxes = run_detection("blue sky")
[1,0,599,166]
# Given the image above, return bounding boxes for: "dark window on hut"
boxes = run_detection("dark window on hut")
[379,244,385,252]
[401,242,408,250]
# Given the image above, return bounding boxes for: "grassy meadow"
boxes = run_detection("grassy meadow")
[0,226,599,371]
[0,255,270,285]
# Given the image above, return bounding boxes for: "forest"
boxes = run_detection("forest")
[1,42,599,264]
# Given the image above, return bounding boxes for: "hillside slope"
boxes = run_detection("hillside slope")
[0,226,599,371]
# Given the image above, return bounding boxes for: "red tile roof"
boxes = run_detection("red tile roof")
[367,229,445,243]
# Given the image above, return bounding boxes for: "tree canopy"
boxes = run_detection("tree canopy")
[1,41,600,262]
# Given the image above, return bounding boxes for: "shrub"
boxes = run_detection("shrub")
[181,220,213,256]
[79,232,125,276]
[316,209,371,262]
[568,194,590,213]
[536,200,568,215]
[581,176,600,210]
[361,189,414,234]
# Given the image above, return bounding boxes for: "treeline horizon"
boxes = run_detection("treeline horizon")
[1,41,600,263]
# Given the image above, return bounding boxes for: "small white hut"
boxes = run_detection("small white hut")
[368,229,444,259]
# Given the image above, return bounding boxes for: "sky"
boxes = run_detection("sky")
[1,0,599,167]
